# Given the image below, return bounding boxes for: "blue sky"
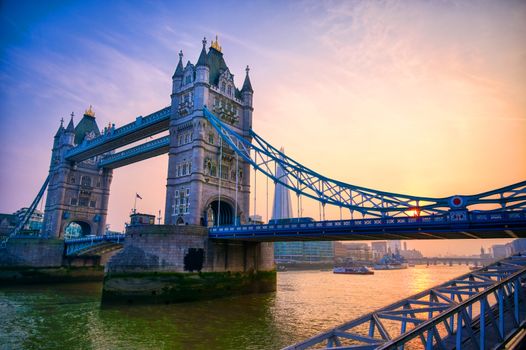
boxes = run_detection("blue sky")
[1,0,525,255]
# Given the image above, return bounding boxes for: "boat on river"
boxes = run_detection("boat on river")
[333,266,374,275]
[373,252,408,270]
[373,263,408,270]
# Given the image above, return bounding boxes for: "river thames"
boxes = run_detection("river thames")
[0,265,469,349]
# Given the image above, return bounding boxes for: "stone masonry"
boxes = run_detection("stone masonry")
[165,37,254,227]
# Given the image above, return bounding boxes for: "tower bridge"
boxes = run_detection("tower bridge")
[1,34,522,244]
[1,37,526,346]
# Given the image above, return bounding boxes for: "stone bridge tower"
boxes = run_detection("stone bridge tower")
[165,37,254,226]
[42,108,113,238]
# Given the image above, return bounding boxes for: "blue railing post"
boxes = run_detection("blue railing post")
[455,312,462,350]
[498,286,504,338]
[480,298,485,349]
[514,279,520,323]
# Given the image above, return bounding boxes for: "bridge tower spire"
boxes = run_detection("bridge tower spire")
[164,36,253,227]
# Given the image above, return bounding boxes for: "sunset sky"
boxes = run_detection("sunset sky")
[1,0,525,256]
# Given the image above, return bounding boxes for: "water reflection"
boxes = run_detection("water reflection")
[0,266,469,349]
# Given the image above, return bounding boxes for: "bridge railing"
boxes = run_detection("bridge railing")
[284,254,526,350]
[209,210,526,237]
[64,234,125,256]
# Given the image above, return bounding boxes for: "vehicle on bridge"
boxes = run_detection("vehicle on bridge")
[268,217,315,225]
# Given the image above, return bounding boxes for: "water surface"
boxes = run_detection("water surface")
[0,265,469,349]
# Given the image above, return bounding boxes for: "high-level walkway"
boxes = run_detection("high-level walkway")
[284,254,526,350]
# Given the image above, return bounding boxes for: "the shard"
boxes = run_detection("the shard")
[272,148,293,220]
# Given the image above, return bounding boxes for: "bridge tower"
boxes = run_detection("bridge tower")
[165,36,253,227]
[42,108,113,238]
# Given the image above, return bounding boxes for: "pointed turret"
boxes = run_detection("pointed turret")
[54,118,65,138]
[65,116,75,133]
[172,50,184,94]
[61,112,76,145]
[196,37,209,67]
[241,65,253,93]
[195,37,210,90]
[172,50,184,79]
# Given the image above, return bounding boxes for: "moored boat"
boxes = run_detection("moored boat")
[373,263,408,270]
[373,252,408,270]
[333,266,374,275]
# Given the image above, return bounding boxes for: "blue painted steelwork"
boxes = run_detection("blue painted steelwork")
[98,135,170,169]
[2,175,50,247]
[64,234,125,256]
[203,107,526,218]
[65,106,170,162]
[284,253,526,350]
[210,210,526,241]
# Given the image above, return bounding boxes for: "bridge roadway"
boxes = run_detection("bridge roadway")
[210,210,526,242]
[63,210,526,256]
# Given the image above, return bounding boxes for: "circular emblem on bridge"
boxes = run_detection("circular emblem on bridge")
[449,196,464,208]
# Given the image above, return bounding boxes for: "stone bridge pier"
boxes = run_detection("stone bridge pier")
[102,224,275,304]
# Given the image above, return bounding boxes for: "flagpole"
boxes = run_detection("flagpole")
[134,194,137,214]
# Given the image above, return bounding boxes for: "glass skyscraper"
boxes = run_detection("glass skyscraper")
[272,149,333,262]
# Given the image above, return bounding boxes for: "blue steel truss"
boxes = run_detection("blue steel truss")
[98,135,170,169]
[2,175,50,246]
[64,234,125,256]
[203,107,526,218]
[284,254,526,350]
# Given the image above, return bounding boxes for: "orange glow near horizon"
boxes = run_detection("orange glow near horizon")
[1,1,524,257]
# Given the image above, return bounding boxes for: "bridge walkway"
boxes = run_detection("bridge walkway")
[284,254,526,350]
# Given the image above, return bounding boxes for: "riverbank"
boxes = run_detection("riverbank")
[0,265,104,285]
[102,270,277,305]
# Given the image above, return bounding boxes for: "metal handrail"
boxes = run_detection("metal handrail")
[284,254,526,350]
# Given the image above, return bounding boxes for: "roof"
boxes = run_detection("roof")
[54,125,64,138]
[207,47,229,86]
[172,51,184,79]
[66,117,75,133]
[196,45,208,67]
[74,114,100,145]
[241,72,253,93]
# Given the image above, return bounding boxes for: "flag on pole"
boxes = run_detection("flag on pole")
[136,193,143,200]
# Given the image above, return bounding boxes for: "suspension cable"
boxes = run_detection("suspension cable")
[266,171,269,223]
[235,148,239,226]
[253,150,257,221]
[218,137,222,226]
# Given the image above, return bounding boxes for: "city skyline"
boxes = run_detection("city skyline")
[1,1,525,255]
